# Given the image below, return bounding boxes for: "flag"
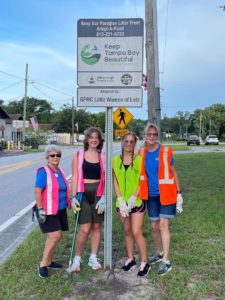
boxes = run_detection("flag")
[30,116,39,131]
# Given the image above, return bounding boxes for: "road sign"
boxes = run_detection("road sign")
[77,18,143,87]
[114,129,129,137]
[12,120,29,128]
[113,107,133,129]
[77,87,142,107]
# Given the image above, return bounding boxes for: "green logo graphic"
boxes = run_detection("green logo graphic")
[81,44,101,65]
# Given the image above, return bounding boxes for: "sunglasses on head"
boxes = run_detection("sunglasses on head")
[48,153,61,158]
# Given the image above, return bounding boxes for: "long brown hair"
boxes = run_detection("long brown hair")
[83,127,104,151]
[120,131,137,169]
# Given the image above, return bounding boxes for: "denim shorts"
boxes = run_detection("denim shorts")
[147,195,176,221]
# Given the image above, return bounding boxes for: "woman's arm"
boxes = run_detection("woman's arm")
[35,187,43,209]
[71,154,78,197]
[171,164,181,191]
[113,171,122,198]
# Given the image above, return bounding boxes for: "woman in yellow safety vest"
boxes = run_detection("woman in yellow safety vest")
[113,132,150,277]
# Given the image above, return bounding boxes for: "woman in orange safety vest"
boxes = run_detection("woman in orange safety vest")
[138,123,183,276]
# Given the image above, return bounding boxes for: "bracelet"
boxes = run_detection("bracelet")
[177,191,181,194]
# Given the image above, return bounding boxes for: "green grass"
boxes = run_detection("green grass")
[24,148,44,153]
[0,153,225,299]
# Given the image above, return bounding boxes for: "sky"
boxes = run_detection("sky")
[0,0,225,120]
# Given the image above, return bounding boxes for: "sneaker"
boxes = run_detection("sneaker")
[121,258,136,272]
[48,261,63,269]
[137,262,151,277]
[158,261,172,276]
[88,256,103,270]
[149,252,163,265]
[38,265,49,278]
[70,257,81,273]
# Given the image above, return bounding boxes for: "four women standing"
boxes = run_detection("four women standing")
[35,125,183,278]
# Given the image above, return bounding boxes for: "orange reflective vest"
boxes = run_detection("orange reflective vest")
[138,145,177,205]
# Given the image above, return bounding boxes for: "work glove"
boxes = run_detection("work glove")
[95,195,105,214]
[37,208,46,224]
[127,195,137,210]
[117,196,130,218]
[72,196,81,214]
[176,193,183,214]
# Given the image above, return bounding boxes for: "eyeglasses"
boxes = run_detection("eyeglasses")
[124,140,135,145]
[48,154,61,158]
[144,133,158,137]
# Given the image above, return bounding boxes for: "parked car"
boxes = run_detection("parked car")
[187,135,200,146]
[205,135,219,145]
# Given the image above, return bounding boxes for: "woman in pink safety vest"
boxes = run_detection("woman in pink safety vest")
[35,144,71,279]
[70,127,105,273]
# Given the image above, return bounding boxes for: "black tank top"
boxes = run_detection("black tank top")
[83,159,101,179]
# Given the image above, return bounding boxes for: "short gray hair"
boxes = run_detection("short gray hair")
[45,144,62,159]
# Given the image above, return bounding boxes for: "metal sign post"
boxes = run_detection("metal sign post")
[77,18,144,269]
[104,107,113,268]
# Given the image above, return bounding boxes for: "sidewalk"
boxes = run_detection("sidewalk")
[0,210,36,264]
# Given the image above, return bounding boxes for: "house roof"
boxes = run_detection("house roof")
[0,106,10,119]
[8,113,23,120]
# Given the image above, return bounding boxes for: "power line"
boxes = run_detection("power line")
[0,70,24,80]
[31,79,74,97]
[30,82,56,101]
[160,0,170,89]
[132,0,138,17]
[0,79,24,92]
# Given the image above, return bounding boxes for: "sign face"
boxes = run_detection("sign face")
[12,120,29,128]
[114,129,129,137]
[77,88,142,107]
[113,107,133,129]
[77,18,144,87]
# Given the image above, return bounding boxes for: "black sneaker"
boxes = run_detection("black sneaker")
[158,261,172,276]
[48,261,63,269]
[137,263,151,277]
[38,265,49,278]
[121,258,136,271]
[149,252,163,265]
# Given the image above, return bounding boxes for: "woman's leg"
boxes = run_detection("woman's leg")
[75,223,92,256]
[118,214,134,259]
[90,223,102,254]
[151,220,162,253]
[159,218,170,261]
[40,230,62,266]
[131,213,147,263]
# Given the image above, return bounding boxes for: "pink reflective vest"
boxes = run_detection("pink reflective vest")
[76,150,105,196]
[38,165,71,215]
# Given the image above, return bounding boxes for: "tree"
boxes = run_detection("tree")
[3,97,54,123]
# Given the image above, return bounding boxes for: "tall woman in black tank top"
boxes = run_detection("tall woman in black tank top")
[71,127,105,272]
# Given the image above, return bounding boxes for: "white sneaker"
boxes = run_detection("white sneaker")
[70,257,81,273]
[88,256,103,270]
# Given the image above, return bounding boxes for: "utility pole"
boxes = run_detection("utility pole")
[71,96,75,145]
[145,0,161,139]
[199,111,202,138]
[22,64,28,142]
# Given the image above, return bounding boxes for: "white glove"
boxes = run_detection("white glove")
[95,196,105,214]
[176,193,183,214]
[127,195,137,210]
[117,196,130,218]
[72,196,81,214]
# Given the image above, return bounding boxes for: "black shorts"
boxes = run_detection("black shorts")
[37,208,69,233]
[78,182,104,224]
